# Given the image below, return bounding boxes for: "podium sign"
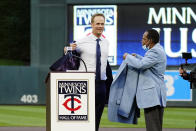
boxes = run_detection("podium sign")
[47,72,95,131]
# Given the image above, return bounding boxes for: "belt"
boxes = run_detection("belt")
[95,80,106,83]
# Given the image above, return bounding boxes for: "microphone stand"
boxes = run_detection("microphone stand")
[72,54,87,72]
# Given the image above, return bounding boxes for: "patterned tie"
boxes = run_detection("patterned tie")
[96,39,101,80]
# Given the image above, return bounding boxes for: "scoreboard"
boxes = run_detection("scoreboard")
[68,4,196,66]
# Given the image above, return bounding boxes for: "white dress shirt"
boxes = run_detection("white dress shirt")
[76,33,109,80]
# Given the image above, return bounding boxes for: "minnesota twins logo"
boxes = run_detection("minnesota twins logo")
[58,81,88,121]
[63,94,81,114]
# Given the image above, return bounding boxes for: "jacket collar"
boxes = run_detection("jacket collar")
[149,43,160,50]
[112,61,127,85]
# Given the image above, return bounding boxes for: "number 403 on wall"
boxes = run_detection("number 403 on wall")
[20,94,38,104]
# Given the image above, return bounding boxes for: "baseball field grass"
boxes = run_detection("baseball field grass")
[0,105,195,128]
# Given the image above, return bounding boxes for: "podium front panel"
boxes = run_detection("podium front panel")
[49,72,95,131]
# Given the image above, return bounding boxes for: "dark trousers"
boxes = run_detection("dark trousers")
[95,80,106,131]
[144,105,164,131]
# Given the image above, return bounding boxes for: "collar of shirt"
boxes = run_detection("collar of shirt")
[88,33,105,41]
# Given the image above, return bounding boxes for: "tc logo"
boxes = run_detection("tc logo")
[63,94,81,114]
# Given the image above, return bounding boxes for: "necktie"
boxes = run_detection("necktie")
[96,39,101,80]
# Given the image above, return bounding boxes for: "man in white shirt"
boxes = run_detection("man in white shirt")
[68,13,111,131]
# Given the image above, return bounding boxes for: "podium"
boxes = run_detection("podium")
[46,72,95,131]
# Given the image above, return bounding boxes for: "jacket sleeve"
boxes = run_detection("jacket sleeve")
[125,48,160,70]
[136,54,143,60]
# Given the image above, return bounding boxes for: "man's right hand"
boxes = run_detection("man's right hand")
[70,43,77,50]
[64,43,77,54]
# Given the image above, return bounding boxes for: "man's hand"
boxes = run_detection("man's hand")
[123,53,129,60]
[64,43,77,54]
[179,67,187,77]
[70,43,77,50]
